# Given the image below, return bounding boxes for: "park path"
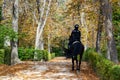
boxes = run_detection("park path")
[0,57,99,80]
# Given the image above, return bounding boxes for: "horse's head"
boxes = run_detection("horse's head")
[63,47,68,54]
[63,47,72,58]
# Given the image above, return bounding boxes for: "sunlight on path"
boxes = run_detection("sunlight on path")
[0,57,99,80]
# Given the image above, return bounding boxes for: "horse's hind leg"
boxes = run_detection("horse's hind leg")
[72,56,74,70]
[78,54,83,71]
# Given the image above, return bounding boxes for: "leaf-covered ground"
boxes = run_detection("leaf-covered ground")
[0,57,99,80]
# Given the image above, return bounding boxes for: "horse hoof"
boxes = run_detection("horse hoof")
[72,68,74,71]
[77,68,80,71]
[72,67,74,71]
[76,70,80,74]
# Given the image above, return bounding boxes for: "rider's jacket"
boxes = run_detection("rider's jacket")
[71,29,81,42]
[68,29,81,47]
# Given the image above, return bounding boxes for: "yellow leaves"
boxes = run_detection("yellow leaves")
[109,0,119,3]
[19,23,36,47]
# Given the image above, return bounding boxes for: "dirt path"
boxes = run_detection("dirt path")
[0,57,99,80]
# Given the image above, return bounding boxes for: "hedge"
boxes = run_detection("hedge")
[117,46,120,61]
[0,48,55,64]
[4,47,11,65]
[0,49,5,64]
[18,47,34,60]
[0,47,11,65]
[109,65,120,80]
[18,48,55,61]
[83,48,120,80]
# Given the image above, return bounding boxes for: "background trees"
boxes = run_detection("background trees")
[0,0,120,64]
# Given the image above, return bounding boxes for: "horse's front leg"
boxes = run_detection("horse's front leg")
[72,56,74,70]
[78,55,82,71]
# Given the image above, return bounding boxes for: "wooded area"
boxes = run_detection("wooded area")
[0,0,120,80]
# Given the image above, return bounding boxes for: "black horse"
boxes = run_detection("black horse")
[71,41,84,71]
[68,34,84,71]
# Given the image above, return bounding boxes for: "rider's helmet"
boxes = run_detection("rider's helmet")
[74,24,79,29]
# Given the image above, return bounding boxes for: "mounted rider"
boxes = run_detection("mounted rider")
[68,24,84,71]
[68,24,81,50]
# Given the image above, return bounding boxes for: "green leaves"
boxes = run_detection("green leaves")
[84,48,120,80]
[18,47,55,61]
[0,49,5,64]
[0,24,18,48]
[0,24,18,40]
[110,65,120,80]
[112,2,120,61]
[83,48,120,80]
[96,59,113,80]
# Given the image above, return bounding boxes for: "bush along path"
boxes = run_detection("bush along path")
[0,57,99,80]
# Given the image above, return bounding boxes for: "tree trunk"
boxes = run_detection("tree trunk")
[48,34,51,53]
[96,20,103,53]
[34,0,51,59]
[35,0,51,50]
[100,0,118,63]
[11,0,20,65]
[1,0,6,20]
[96,1,103,54]
[80,12,88,50]
[39,34,44,50]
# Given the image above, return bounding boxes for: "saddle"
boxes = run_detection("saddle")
[72,41,80,45]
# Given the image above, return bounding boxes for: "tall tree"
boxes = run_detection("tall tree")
[100,0,118,63]
[34,0,51,59]
[11,0,20,65]
[96,0,103,53]
[80,11,88,50]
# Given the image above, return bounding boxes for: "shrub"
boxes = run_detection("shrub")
[51,53,55,59]
[110,65,120,80]
[42,50,55,61]
[4,47,11,65]
[18,48,34,60]
[36,50,50,61]
[43,50,49,61]
[0,49,5,64]
[47,53,51,61]
[117,46,120,61]
[88,52,101,68]
[25,48,34,60]
[18,48,55,61]
[82,48,94,61]
[35,50,44,61]
[83,48,120,80]
[96,58,113,80]
[52,47,64,56]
